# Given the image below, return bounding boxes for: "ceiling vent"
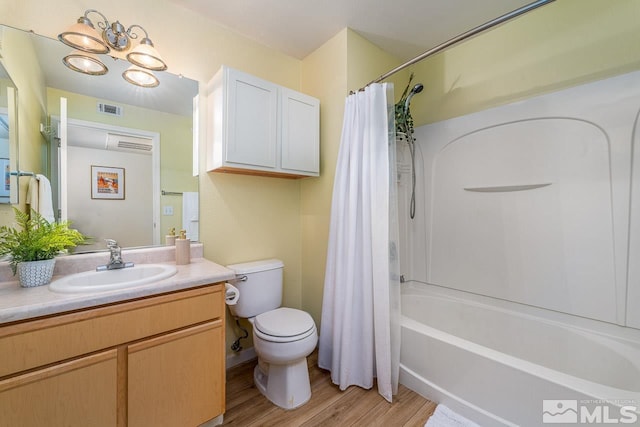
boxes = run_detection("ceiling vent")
[106,133,153,154]
[97,102,123,117]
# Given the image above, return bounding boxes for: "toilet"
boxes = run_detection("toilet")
[226,259,318,409]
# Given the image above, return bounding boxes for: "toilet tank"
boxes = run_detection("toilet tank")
[226,259,284,318]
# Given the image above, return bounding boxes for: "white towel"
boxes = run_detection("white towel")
[182,192,199,241]
[425,405,480,427]
[26,174,55,223]
[26,176,39,213]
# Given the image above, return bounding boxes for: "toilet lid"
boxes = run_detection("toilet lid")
[254,307,315,338]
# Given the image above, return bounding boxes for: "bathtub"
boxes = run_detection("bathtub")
[399,283,640,426]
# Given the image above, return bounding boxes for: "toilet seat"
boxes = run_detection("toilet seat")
[254,307,316,343]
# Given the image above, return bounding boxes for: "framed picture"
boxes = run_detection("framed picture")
[0,158,10,199]
[91,166,125,200]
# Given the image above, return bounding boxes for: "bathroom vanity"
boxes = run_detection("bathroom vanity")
[0,245,234,427]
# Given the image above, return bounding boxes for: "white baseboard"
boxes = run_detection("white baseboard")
[226,347,257,369]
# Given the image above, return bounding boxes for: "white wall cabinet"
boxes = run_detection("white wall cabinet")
[207,66,319,178]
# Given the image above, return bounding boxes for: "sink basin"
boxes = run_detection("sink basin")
[49,264,178,293]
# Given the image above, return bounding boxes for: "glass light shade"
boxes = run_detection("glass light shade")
[62,52,108,75]
[122,66,159,88]
[126,39,167,71]
[58,20,109,54]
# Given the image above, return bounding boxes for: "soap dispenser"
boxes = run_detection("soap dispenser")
[175,229,190,265]
[166,227,176,246]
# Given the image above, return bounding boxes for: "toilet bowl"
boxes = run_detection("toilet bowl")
[226,259,318,409]
[250,307,318,408]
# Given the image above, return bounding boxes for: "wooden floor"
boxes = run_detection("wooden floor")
[222,351,437,426]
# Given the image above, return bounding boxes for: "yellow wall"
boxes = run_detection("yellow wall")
[0,26,47,224]
[299,29,404,325]
[1,0,302,356]
[299,30,348,325]
[408,0,640,126]
[345,30,408,101]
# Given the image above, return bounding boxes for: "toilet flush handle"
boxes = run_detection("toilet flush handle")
[228,275,247,284]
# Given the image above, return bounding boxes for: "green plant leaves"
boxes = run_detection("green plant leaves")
[0,207,85,275]
[395,73,415,136]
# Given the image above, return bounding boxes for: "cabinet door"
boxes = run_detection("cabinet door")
[0,350,117,427]
[127,321,224,427]
[226,68,278,169]
[280,87,320,175]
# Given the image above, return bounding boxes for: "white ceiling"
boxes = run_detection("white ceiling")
[13,1,540,119]
[170,0,536,61]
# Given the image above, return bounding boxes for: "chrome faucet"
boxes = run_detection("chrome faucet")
[96,239,134,271]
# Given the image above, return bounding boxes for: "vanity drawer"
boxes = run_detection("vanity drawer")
[0,284,223,378]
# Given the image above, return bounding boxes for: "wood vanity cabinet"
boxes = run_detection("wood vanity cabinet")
[0,284,225,427]
[206,65,320,178]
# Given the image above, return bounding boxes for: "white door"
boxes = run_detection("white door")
[59,97,68,221]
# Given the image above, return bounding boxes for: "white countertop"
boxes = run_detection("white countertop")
[0,245,236,325]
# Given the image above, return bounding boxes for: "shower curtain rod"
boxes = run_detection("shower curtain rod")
[356,0,555,92]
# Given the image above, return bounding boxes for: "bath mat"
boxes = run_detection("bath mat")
[425,404,480,427]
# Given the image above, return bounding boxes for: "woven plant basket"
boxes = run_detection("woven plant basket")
[17,258,56,288]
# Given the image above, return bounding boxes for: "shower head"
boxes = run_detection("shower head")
[404,83,424,113]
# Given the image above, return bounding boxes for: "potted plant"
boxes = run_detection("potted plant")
[0,207,85,287]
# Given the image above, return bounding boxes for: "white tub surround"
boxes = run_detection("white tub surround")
[0,243,235,324]
[396,70,640,426]
[400,285,640,427]
[402,70,640,327]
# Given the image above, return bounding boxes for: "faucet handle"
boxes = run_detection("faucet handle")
[105,239,118,248]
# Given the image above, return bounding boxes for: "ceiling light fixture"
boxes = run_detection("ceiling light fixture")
[125,26,167,72]
[122,65,160,88]
[58,9,167,87]
[62,51,108,75]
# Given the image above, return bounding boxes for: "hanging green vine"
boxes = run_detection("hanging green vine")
[395,73,415,136]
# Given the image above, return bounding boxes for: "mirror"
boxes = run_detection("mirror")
[0,56,18,205]
[0,24,198,251]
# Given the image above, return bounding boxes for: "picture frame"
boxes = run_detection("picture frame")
[91,166,125,200]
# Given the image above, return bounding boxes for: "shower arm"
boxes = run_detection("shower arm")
[354,0,555,92]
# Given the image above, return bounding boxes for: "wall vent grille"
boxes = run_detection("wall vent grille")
[97,103,123,117]
[117,140,153,152]
[106,133,153,154]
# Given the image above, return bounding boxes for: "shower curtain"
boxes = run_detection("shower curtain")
[318,83,401,402]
